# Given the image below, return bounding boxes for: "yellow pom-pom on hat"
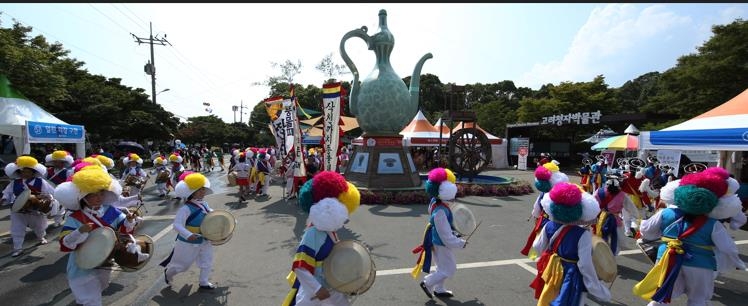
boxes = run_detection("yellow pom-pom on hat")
[337,182,361,214]
[174,172,213,199]
[542,162,559,172]
[54,167,122,210]
[52,150,68,160]
[16,156,38,168]
[445,168,457,184]
[82,157,103,167]
[95,155,114,169]
[185,173,207,190]
[73,167,113,195]
[123,153,143,165]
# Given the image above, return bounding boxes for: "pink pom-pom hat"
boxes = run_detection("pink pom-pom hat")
[549,182,582,207]
[428,168,448,183]
[535,166,552,181]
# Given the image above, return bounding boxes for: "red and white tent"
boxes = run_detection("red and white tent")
[400,110,450,146]
[433,118,451,135]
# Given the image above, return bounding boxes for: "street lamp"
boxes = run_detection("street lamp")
[157,88,170,95]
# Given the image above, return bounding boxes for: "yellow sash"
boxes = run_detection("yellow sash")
[537,253,564,306]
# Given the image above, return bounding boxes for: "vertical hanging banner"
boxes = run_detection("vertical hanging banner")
[291,97,307,178]
[322,82,342,172]
[281,98,296,157]
[265,96,286,156]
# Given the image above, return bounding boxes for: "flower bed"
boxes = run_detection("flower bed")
[360,180,534,205]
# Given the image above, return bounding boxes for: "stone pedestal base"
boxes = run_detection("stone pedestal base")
[344,135,421,189]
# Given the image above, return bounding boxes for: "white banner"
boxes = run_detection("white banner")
[657,149,682,177]
[287,99,306,178]
[322,84,342,172]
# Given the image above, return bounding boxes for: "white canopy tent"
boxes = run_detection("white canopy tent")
[0,76,86,158]
[639,88,748,178]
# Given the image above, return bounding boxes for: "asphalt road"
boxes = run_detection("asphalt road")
[1,168,747,306]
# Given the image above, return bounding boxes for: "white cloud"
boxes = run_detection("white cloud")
[517,4,690,89]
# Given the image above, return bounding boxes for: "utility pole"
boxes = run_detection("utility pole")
[239,100,249,124]
[131,22,171,104]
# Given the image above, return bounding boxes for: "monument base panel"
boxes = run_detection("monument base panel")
[344,143,420,189]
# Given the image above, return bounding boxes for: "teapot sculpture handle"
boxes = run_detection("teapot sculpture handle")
[339,26,370,116]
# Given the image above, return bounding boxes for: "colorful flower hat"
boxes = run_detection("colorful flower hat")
[298,171,361,231]
[175,172,213,199]
[168,153,183,164]
[45,150,74,166]
[424,167,458,201]
[534,162,569,193]
[675,167,742,218]
[153,156,168,166]
[54,167,122,210]
[4,156,47,179]
[540,182,601,224]
[122,153,143,165]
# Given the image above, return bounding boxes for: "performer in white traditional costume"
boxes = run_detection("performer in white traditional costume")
[282,170,361,306]
[45,150,74,226]
[168,153,185,199]
[160,172,218,290]
[521,162,569,258]
[634,167,746,305]
[412,168,466,299]
[55,167,146,306]
[529,182,611,305]
[1,156,56,257]
[150,156,170,197]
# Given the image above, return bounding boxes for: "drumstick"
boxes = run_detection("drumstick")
[462,220,482,248]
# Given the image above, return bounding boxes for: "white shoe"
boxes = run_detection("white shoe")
[11,249,22,257]
[40,238,48,245]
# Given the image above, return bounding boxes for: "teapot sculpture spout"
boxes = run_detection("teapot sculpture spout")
[409,53,433,113]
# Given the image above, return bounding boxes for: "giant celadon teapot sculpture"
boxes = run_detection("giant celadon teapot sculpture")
[340,9,432,136]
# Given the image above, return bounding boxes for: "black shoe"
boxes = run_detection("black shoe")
[419,281,433,299]
[434,290,454,298]
[199,283,216,290]
[164,269,170,285]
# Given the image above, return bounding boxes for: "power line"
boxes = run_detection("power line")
[120,4,148,26]
[0,11,132,72]
[110,3,147,32]
[88,4,131,35]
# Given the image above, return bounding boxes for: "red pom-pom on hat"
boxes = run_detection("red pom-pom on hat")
[311,171,349,203]
[535,166,552,181]
[179,170,195,182]
[549,182,582,207]
[701,167,729,180]
[680,172,727,198]
[428,168,448,183]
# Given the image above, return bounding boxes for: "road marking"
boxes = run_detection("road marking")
[375,239,748,277]
[142,215,176,221]
[517,262,538,274]
[152,224,173,242]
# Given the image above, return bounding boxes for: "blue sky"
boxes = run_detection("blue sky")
[1,3,746,123]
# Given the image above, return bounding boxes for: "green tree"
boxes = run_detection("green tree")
[643,19,748,120]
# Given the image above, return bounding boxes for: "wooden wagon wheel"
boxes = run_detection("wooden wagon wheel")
[447,127,492,178]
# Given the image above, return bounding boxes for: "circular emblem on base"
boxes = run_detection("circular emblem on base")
[366,138,376,147]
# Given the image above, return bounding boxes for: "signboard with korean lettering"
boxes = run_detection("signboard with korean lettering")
[26,120,85,143]
[657,149,682,177]
[541,110,602,126]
